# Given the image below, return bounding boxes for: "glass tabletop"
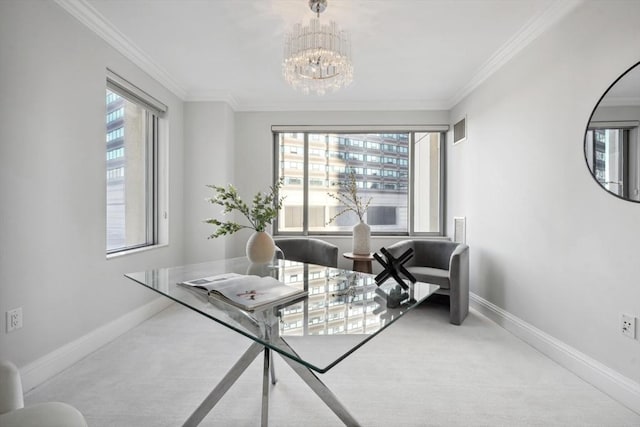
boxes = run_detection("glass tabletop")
[125,257,439,373]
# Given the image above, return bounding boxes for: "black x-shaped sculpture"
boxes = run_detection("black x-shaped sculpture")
[373,247,417,290]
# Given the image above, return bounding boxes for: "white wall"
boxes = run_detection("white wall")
[231,110,449,269]
[0,1,184,367]
[183,102,235,263]
[448,0,640,385]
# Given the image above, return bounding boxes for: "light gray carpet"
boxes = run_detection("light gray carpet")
[25,301,640,426]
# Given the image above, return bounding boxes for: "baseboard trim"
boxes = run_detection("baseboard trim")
[20,297,172,393]
[470,293,640,415]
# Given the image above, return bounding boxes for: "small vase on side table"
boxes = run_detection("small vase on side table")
[352,221,371,255]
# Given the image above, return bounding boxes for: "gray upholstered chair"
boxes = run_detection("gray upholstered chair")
[386,240,469,325]
[274,238,339,268]
[0,360,87,427]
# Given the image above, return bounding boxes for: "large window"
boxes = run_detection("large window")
[106,71,165,253]
[273,127,445,235]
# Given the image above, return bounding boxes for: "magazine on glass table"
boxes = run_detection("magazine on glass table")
[178,273,307,312]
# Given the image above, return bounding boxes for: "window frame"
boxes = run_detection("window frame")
[105,70,166,255]
[272,125,447,237]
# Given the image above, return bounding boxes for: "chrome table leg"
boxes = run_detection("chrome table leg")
[277,340,361,427]
[261,348,271,427]
[181,339,360,427]
[269,351,277,385]
[182,342,264,427]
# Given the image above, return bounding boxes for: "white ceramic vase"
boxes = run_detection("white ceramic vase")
[352,221,371,255]
[246,231,276,264]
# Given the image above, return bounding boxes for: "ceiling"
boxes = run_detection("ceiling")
[59,0,582,111]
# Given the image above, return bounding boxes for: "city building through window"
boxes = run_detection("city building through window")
[273,128,445,235]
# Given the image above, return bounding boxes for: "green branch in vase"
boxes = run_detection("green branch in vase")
[204,178,284,238]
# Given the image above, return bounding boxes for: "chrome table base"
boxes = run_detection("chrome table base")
[182,339,360,427]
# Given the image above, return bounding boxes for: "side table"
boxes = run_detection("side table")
[343,252,375,274]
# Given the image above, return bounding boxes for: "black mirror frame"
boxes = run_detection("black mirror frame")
[583,59,640,203]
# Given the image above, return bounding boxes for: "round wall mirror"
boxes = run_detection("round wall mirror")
[584,61,640,202]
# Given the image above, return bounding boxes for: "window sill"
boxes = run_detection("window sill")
[106,243,168,260]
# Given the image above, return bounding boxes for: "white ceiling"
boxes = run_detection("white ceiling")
[59,0,582,111]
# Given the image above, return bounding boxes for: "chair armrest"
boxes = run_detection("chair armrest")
[314,239,339,268]
[448,244,470,325]
[449,244,469,289]
[0,361,24,414]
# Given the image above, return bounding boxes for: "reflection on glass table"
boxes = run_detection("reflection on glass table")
[125,258,439,426]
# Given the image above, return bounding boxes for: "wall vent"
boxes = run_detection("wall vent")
[453,116,466,144]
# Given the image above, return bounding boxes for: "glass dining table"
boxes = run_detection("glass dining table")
[125,257,439,427]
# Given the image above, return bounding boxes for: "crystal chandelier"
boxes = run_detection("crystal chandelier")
[283,0,353,95]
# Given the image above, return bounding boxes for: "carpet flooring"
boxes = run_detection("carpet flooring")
[25,300,640,426]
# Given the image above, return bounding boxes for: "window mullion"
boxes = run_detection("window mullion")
[440,131,446,235]
[303,133,309,235]
[273,133,281,234]
[409,132,415,235]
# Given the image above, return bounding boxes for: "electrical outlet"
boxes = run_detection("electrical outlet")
[6,308,23,333]
[621,314,636,339]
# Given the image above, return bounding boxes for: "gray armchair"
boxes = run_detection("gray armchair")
[386,240,469,325]
[274,238,339,268]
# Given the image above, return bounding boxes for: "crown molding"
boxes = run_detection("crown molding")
[447,0,583,109]
[184,90,240,110]
[54,0,187,100]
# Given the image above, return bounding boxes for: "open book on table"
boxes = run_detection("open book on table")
[178,273,307,312]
